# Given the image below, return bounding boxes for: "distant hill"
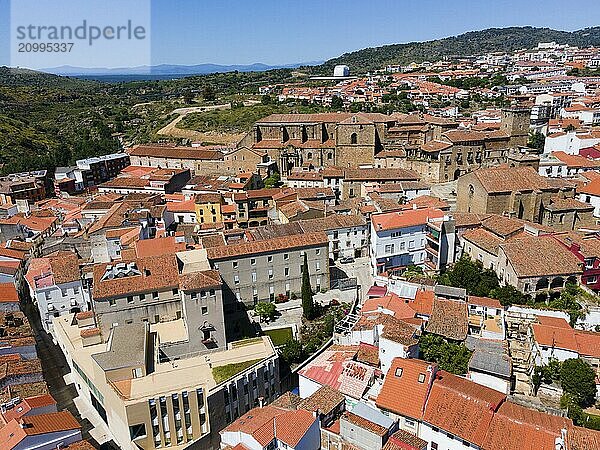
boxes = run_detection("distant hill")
[319,26,600,73]
[40,61,323,79]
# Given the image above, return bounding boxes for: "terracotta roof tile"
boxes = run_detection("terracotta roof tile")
[372,208,445,232]
[384,430,428,450]
[482,401,572,450]
[425,298,468,341]
[500,235,582,278]
[206,232,328,260]
[376,358,436,420]
[297,385,345,416]
[569,426,600,450]
[341,411,388,436]
[423,371,505,447]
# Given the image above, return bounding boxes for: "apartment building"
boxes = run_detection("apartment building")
[53,313,280,450]
[370,207,456,276]
[25,251,90,334]
[249,214,368,261]
[55,153,131,193]
[206,232,329,307]
[91,253,226,359]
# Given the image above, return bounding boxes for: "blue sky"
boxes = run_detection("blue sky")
[1,0,600,68]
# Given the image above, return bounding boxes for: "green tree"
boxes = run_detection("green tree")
[560,358,597,408]
[254,302,276,323]
[438,255,499,296]
[419,333,472,375]
[489,285,529,307]
[202,85,216,102]
[182,91,194,104]
[532,359,562,394]
[264,172,280,188]
[301,254,317,320]
[527,131,546,151]
[280,339,305,363]
[261,94,272,105]
[331,96,344,110]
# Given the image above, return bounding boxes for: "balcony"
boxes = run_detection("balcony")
[425,245,439,257]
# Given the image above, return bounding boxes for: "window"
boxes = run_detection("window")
[316,248,321,255]
[109,299,116,306]
[172,288,178,295]
[391,231,402,238]
[267,256,273,263]
[233,261,238,269]
[209,289,215,296]
[152,292,159,299]
[252,272,257,282]
[283,253,289,260]
[400,242,405,250]
[268,269,273,280]
[409,240,415,249]
[431,443,438,450]
[588,276,597,284]
[316,262,320,272]
[350,133,358,144]
[418,373,426,383]
[284,267,289,277]
[140,294,145,301]
[385,244,395,253]
[201,306,208,315]
[395,367,403,377]
[251,258,256,266]
[127,296,134,304]
[405,418,416,428]
[234,275,240,285]
[201,290,207,298]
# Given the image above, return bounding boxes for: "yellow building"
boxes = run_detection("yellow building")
[194,193,225,224]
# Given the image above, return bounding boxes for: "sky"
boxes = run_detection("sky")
[0,0,600,68]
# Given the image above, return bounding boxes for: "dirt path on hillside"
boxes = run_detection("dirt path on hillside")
[156,103,244,144]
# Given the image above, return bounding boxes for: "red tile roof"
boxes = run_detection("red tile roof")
[468,296,502,309]
[223,405,316,448]
[410,290,435,316]
[376,358,436,420]
[482,401,572,450]
[0,283,18,303]
[341,411,389,436]
[423,371,505,447]
[425,298,469,341]
[569,426,600,450]
[361,293,417,319]
[298,346,374,399]
[1,394,56,422]
[372,208,445,232]
[0,411,80,449]
[206,232,328,260]
[384,430,428,450]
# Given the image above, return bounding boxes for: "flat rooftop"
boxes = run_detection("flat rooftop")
[53,314,275,404]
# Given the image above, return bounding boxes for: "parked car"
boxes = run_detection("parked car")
[339,257,355,264]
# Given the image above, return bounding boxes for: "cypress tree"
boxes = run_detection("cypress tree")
[301,254,315,319]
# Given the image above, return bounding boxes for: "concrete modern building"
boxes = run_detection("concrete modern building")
[53,313,280,450]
